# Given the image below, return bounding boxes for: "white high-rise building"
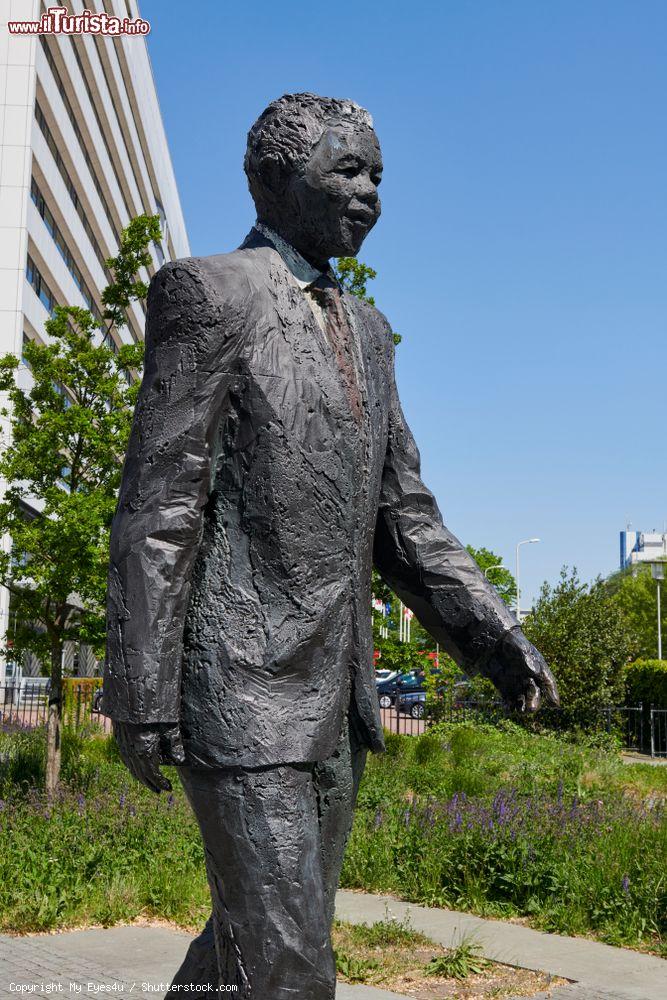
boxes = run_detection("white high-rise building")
[0,1,190,681]
[620,529,667,571]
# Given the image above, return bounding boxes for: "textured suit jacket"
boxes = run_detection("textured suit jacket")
[102,226,518,767]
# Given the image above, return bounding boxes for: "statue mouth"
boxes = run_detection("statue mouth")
[345,212,375,231]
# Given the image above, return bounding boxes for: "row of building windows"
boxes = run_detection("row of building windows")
[30,175,103,325]
[25,255,120,360]
[39,36,121,245]
[67,36,135,225]
[34,103,111,277]
[57,16,169,272]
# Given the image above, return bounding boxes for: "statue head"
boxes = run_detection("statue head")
[245,93,382,268]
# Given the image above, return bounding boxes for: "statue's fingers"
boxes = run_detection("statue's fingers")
[524,678,541,713]
[539,670,560,707]
[160,727,185,766]
[136,752,172,794]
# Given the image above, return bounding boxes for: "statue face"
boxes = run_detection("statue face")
[283,124,383,265]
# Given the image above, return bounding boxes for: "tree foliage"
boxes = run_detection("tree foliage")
[523,568,636,721]
[625,659,667,710]
[466,545,517,608]
[605,564,666,662]
[334,257,402,345]
[0,213,160,790]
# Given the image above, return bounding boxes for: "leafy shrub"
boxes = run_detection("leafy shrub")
[625,660,667,709]
[414,733,443,766]
[523,568,636,724]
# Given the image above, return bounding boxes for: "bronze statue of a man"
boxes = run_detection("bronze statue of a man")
[102,93,558,998]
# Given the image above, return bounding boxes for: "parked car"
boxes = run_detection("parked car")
[397,688,427,719]
[374,668,397,682]
[397,680,478,719]
[376,669,424,709]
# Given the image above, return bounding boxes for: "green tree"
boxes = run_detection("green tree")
[0,214,160,793]
[523,567,636,723]
[605,564,666,662]
[334,257,402,345]
[466,544,517,608]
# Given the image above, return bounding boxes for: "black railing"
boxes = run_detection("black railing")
[380,693,651,753]
[650,708,667,758]
[0,681,111,733]
[1,680,664,756]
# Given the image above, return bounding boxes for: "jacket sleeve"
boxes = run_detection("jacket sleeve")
[373,341,519,677]
[103,258,237,723]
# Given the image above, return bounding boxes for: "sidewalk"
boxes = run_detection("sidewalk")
[0,889,664,1000]
[337,889,667,1000]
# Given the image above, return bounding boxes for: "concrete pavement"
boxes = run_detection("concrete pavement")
[0,888,664,1000]
[337,890,667,1000]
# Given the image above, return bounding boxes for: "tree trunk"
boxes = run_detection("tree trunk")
[45,639,63,796]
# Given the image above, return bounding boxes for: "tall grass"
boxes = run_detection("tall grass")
[343,722,667,953]
[1,720,665,952]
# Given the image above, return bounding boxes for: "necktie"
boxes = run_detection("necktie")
[308,277,363,425]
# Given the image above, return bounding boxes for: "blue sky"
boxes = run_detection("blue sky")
[142,0,666,608]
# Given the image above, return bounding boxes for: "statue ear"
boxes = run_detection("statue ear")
[259,154,288,198]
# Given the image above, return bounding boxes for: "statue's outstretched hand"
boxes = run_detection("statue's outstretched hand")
[485,629,559,713]
[112,721,185,794]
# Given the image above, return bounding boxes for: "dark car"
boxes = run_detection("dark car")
[397,688,427,719]
[397,679,475,719]
[376,669,425,709]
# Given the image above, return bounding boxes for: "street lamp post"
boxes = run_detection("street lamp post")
[516,538,541,622]
[484,564,503,579]
[651,563,664,660]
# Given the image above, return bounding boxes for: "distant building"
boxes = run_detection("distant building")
[0,2,189,681]
[620,530,667,571]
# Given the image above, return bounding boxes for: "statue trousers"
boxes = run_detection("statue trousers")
[167,710,368,999]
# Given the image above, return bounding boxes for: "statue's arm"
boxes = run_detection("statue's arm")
[103,259,236,729]
[373,341,558,711]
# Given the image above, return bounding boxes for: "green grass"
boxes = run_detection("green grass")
[343,721,667,954]
[0,720,665,954]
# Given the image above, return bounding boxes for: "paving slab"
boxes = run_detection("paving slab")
[336,890,667,1000]
[0,926,405,1000]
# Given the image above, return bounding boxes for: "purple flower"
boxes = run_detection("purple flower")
[167,794,175,808]
[622,875,630,896]
[373,809,383,830]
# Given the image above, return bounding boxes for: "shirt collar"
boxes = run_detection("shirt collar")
[254,221,337,290]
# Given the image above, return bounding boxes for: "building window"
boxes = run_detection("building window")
[26,254,56,315]
[21,332,33,369]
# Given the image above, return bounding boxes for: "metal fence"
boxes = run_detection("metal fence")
[0,680,111,733]
[381,694,660,754]
[1,681,666,756]
[650,707,667,758]
[598,704,644,753]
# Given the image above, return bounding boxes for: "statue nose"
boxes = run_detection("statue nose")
[351,184,379,210]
